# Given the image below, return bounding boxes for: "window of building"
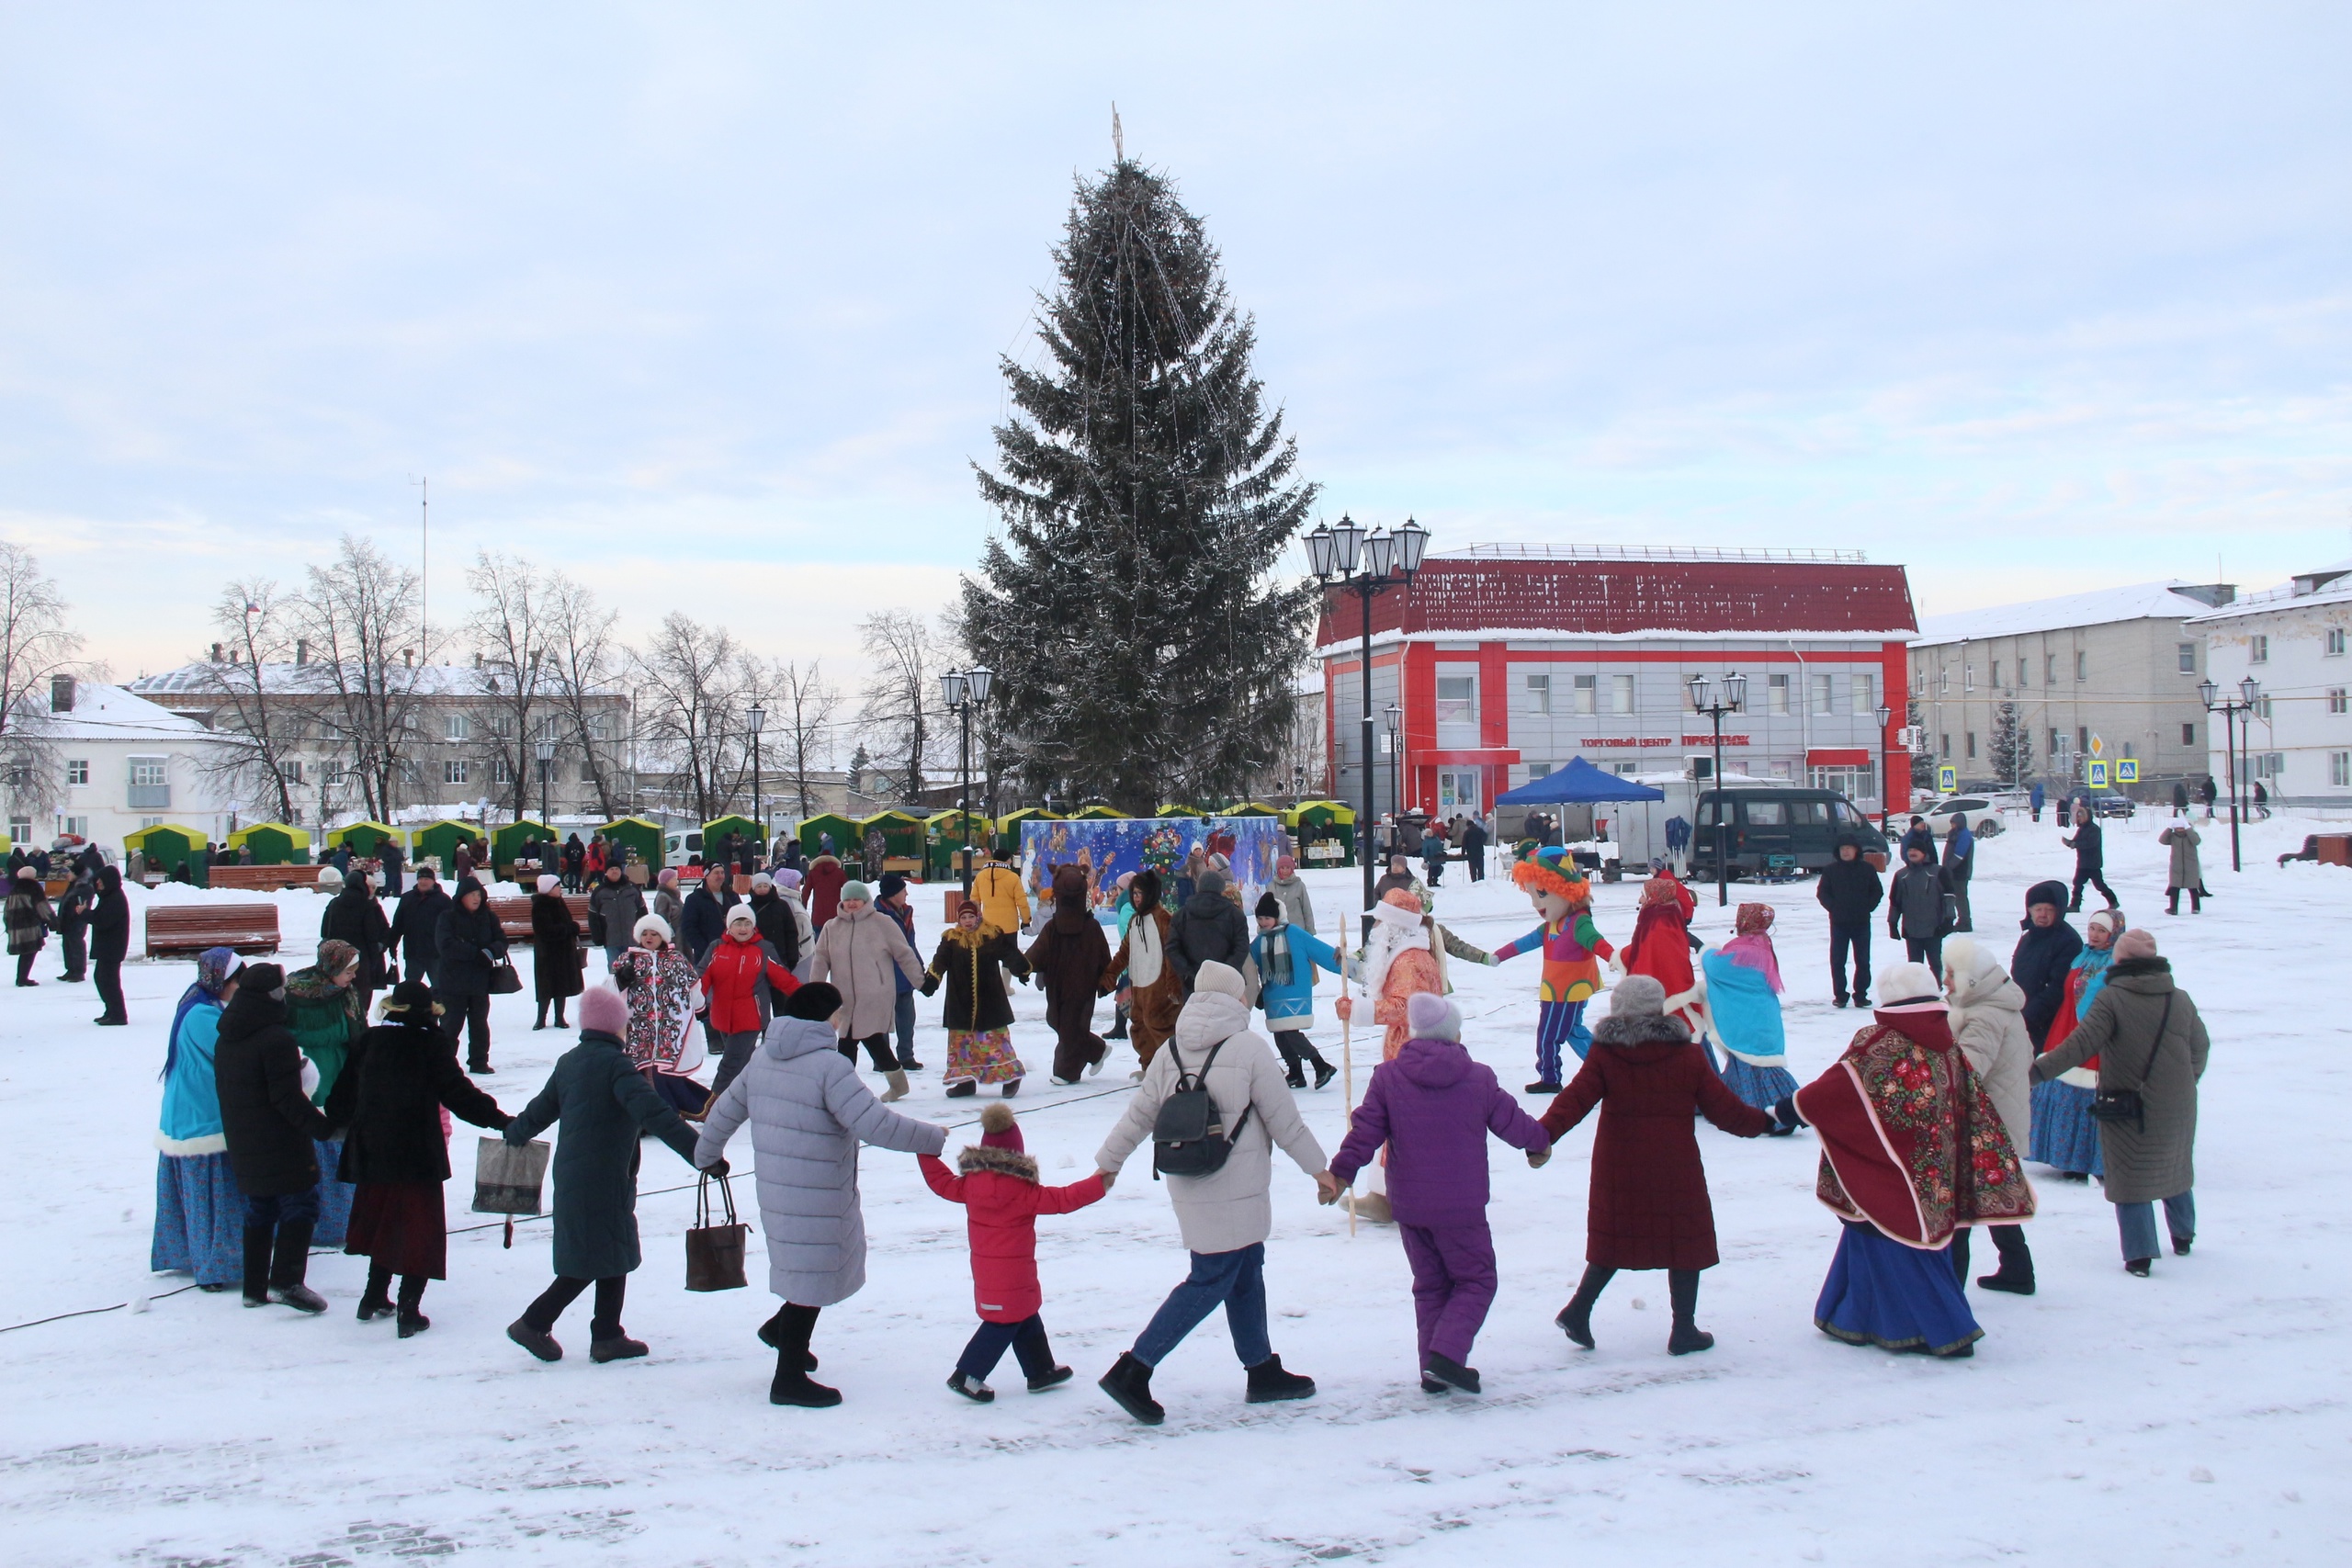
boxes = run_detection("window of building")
[1812,674,1834,715]
[60,816,86,840]
[445,714,469,742]
[1962,663,1974,692]
[1769,673,1790,714]
[578,760,599,783]
[2075,651,2087,682]
[2182,722,2197,746]
[445,759,469,785]
[2328,628,2347,658]
[492,715,516,739]
[280,760,304,784]
[1526,762,1554,780]
[1611,674,1634,714]
[2048,728,2064,755]
[1939,732,1951,758]
[7,818,29,844]
[2331,689,2348,716]
[587,715,611,741]
[1434,674,1477,739]
[1938,669,1950,694]
[1989,660,2001,688]
[1853,671,1875,714]
[1524,674,1550,715]
[1612,761,1639,776]
[2334,752,2350,788]
[492,757,514,784]
[65,759,88,785]
[2256,751,2286,780]
[2251,635,2269,664]
[2045,653,2057,684]
[1572,673,1597,715]
[128,756,170,808]
[1962,731,1976,759]
[2257,696,2273,721]
[2178,642,2198,673]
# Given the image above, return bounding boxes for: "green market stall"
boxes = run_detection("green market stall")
[701,815,763,865]
[858,810,927,874]
[225,821,311,865]
[595,817,664,879]
[1283,799,1357,868]
[491,818,553,874]
[991,806,1060,858]
[327,821,403,860]
[795,813,860,861]
[926,808,989,882]
[125,823,208,882]
[412,819,485,877]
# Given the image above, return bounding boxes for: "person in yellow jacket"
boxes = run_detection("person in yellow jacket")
[972,856,1030,937]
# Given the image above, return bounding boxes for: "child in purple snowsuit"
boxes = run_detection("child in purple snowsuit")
[1328,991,1552,1394]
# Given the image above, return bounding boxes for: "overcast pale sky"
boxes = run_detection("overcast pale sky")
[4,3,2347,681]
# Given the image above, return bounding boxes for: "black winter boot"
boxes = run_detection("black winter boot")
[1976,1225,2036,1294]
[1098,1351,1163,1425]
[1666,1269,1712,1355]
[241,1224,274,1307]
[770,1350,841,1407]
[1556,1263,1614,1349]
[357,1262,395,1322]
[396,1275,431,1337]
[1423,1351,1480,1393]
[756,1306,819,1369]
[267,1221,326,1314]
[1243,1353,1316,1404]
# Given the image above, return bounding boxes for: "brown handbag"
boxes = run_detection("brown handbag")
[684,1171,749,1292]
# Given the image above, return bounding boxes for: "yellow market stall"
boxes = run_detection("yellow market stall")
[990,806,1059,859]
[327,821,403,860]
[1283,799,1357,868]
[857,810,927,875]
[595,817,664,879]
[1069,804,1125,821]
[1156,804,1205,819]
[225,822,311,865]
[126,823,209,882]
[1220,801,1283,818]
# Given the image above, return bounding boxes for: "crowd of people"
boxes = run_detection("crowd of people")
[125,804,2220,1419]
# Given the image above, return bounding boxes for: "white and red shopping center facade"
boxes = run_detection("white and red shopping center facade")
[1316,546,1918,821]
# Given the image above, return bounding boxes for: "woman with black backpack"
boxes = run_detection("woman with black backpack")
[1091,960,1338,1427]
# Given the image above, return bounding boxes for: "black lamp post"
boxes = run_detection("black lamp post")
[1306,514,1430,939]
[1874,703,1894,833]
[2198,674,2260,873]
[746,702,764,860]
[940,665,992,895]
[1384,701,1403,846]
[1687,671,1747,907]
[535,736,555,829]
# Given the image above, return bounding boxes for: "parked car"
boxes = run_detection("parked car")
[662,829,706,866]
[1885,795,2007,841]
[2089,795,2137,820]
[1687,787,1877,880]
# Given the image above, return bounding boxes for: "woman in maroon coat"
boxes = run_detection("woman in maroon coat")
[1539,974,1773,1355]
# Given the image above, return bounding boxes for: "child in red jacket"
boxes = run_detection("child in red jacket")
[920,1102,1106,1402]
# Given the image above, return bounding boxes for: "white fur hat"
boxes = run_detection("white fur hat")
[1877,961,1943,1008]
[1369,897,1425,931]
[536,874,560,895]
[633,913,673,944]
[1191,960,1248,1003]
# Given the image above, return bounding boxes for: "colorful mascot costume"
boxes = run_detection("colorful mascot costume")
[1493,847,1615,1094]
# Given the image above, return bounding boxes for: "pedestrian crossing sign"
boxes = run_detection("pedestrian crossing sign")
[2087,761,2110,788]
[2116,759,2140,784]
[1938,764,1956,792]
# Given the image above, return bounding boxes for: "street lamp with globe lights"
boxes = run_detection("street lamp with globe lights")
[1306,514,1429,937]
[746,702,764,858]
[2199,673,2261,873]
[1874,703,1894,833]
[940,665,992,894]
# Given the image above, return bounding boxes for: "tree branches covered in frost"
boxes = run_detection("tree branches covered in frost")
[771,659,842,818]
[291,535,435,826]
[194,580,303,823]
[961,158,1319,815]
[0,543,84,824]
[628,612,775,825]
[858,609,943,806]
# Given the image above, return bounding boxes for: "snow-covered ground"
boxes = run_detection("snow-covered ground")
[4,811,2348,1565]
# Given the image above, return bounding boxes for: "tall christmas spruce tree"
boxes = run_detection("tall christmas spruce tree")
[962,160,1318,814]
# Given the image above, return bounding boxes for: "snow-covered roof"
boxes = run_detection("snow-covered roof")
[2185,558,2352,626]
[19,683,219,745]
[1911,581,2231,647]
[130,661,616,699]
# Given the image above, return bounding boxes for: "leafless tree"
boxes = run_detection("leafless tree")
[292,535,433,825]
[542,574,628,818]
[187,581,306,822]
[859,608,944,805]
[463,551,562,825]
[628,613,770,824]
[768,658,841,819]
[0,544,81,824]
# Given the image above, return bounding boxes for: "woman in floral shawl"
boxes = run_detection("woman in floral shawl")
[1792,961,2034,1359]
[609,913,707,1115]
[1701,904,1801,1133]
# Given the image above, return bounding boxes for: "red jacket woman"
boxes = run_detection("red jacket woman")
[803,855,847,929]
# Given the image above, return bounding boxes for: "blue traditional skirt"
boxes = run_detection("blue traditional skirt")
[1815,1222,1983,1357]
[2029,1078,2104,1177]
[1719,1055,1799,1112]
[313,1137,356,1248]
[152,1151,245,1287]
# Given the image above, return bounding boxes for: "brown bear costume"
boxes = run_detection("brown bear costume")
[1099,868,1181,1070]
[1024,863,1112,1084]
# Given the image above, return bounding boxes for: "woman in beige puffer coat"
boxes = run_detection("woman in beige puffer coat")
[809,881,925,1101]
[1941,937,2038,1297]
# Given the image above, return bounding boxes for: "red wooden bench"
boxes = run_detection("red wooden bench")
[145,903,282,959]
[490,894,593,942]
[208,864,322,893]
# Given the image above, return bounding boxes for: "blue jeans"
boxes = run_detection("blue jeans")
[1133,1243,1271,1369]
[894,990,918,1066]
[956,1314,1056,1381]
[2115,1191,2195,1260]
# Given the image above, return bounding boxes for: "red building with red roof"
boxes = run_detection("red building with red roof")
[1316,544,1917,822]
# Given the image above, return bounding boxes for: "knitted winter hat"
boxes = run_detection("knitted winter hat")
[2114,928,2158,961]
[1406,990,1462,1041]
[1254,891,1281,919]
[725,905,757,929]
[1611,974,1667,1017]
[240,962,287,1000]
[578,984,628,1036]
[1191,960,1248,1002]
[840,880,872,904]
[979,1100,1025,1153]
[657,867,679,888]
[775,868,803,889]
[1198,869,1227,896]
[785,981,842,1021]
[537,874,560,894]
[750,872,775,892]
[634,913,673,944]
[877,873,907,901]
[956,898,980,919]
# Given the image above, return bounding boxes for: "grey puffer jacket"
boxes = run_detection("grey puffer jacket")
[2032,958,2209,1205]
[1095,988,1327,1254]
[695,1015,944,1305]
[809,902,924,1040]
[1942,947,2033,1157]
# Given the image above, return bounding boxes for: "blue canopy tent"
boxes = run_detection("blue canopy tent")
[1496,756,1666,806]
